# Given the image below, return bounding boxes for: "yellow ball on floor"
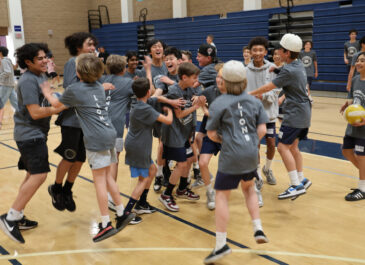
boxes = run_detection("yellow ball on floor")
[344,104,365,125]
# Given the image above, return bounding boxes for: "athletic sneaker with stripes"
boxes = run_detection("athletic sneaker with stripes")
[176,188,200,200]
[204,244,232,264]
[133,201,156,214]
[159,193,179,212]
[0,214,25,244]
[18,216,38,230]
[345,189,365,201]
[93,222,117,242]
[278,184,306,199]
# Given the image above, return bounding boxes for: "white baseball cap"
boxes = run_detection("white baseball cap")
[280,33,303,52]
[222,60,246,82]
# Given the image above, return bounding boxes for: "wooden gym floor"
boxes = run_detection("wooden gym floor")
[0,95,364,265]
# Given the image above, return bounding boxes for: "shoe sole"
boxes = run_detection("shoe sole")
[0,217,24,244]
[255,236,269,244]
[304,181,312,190]
[133,209,156,215]
[204,248,232,264]
[19,224,38,230]
[116,213,136,232]
[159,197,179,212]
[93,228,118,242]
[175,195,200,201]
[278,189,306,200]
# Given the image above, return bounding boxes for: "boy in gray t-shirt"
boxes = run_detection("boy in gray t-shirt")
[346,36,365,92]
[340,52,365,201]
[204,61,269,264]
[159,62,206,212]
[123,78,173,216]
[250,33,312,200]
[344,29,360,71]
[42,54,135,243]
[299,40,318,96]
[0,43,64,244]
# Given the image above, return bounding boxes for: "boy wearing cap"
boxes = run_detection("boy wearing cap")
[250,33,312,200]
[204,60,269,264]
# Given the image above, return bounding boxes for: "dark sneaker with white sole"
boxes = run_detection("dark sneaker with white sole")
[48,184,65,211]
[0,214,25,244]
[18,216,38,230]
[133,201,156,214]
[254,230,269,244]
[204,244,232,264]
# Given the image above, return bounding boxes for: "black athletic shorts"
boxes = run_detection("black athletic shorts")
[54,126,86,162]
[214,170,258,190]
[17,138,50,174]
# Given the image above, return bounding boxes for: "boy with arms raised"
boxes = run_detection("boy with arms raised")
[42,54,135,242]
[0,43,64,243]
[250,33,312,200]
[204,61,269,264]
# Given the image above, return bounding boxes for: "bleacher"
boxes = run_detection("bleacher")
[92,0,365,93]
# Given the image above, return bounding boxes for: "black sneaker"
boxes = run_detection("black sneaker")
[129,216,142,225]
[254,230,269,244]
[345,189,365,201]
[63,191,76,212]
[115,212,136,232]
[153,175,163,192]
[0,214,25,244]
[193,168,201,179]
[48,185,65,211]
[133,201,156,214]
[93,222,117,242]
[18,216,38,230]
[204,244,232,264]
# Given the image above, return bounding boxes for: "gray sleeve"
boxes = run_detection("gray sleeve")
[257,101,269,125]
[137,104,160,126]
[351,53,358,66]
[165,86,181,99]
[59,87,77,107]
[63,59,78,88]
[0,60,13,78]
[272,68,290,88]
[206,101,223,131]
[312,51,317,61]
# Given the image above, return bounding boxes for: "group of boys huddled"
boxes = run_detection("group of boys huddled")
[0,28,364,264]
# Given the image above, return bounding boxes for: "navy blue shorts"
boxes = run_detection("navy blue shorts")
[17,138,51,174]
[342,135,365,156]
[265,122,276,138]
[278,125,308,145]
[200,136,221,155]
[214,170,258,190]
[54,126,86,162]
[198,115,208,134]
[307,76,313,87]
[163,141,193,162]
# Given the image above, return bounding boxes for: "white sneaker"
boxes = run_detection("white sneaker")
[278,184,306,199]
[206,190,215,210]
[255,186,264,208]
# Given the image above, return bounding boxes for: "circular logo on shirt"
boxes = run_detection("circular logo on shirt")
[153,74,164,86]
[348,46,358,57]
[301,56,312,67]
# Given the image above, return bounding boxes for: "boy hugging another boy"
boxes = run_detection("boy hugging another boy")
[159,62,206,212]
[42,54,135,243]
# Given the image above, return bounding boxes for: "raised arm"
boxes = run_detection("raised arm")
[40,81,65,108]
[157,106,173,125]
[249,82,277,97]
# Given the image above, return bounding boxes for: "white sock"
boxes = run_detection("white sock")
[256,165,263,181]
[359,180,365,192]
[252,219,263,232]
[193,162,199,169]
[101,215,110,228]
[297,171,304,182]
[215,232,227,251]
[157,165,163,176]
[288,170,300,186]
[107,193,114,203]
[265,159,273,171]
[7,208,22,221]
[115,203,125,217]
[206,183,213,193]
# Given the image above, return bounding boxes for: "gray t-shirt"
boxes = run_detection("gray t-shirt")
[345,75,365,139]
[299,50,317,77]
[14,71,51,141]
[344,41,361,62]
[200,84,221,107]
[154,72,179,94]
[206,92,268,174]
[161,83,195,147]
[124,69,143,80]
[101,75,134,138]
[141,63,168,88]
[272,60,311,128]
[56,57,81,128]
[198,63,217,87]
[124,98,160,168]
[60,82,117,151]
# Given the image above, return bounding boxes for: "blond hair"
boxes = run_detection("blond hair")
[214,63,224,72]
[224,79,247,95]
[106,54,126,75]
[76,53,104,83]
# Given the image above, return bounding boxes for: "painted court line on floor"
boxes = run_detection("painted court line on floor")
[0,247,364,264]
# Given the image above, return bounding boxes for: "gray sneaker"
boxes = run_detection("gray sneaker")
[206,190,215,210]
[191,177,205,189]
[255,185,264,208]
[262,166,277,185]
